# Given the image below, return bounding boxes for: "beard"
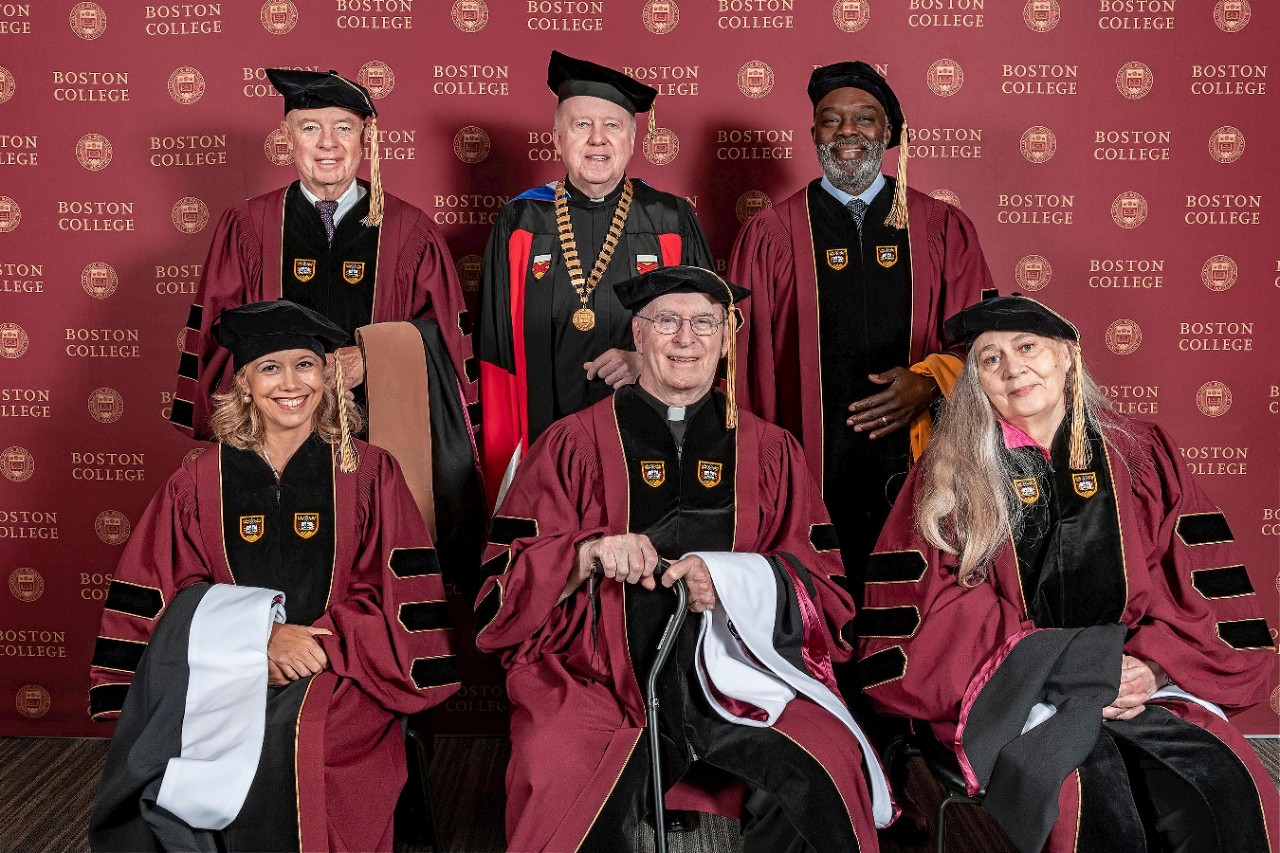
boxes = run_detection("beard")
[816,135,886,194]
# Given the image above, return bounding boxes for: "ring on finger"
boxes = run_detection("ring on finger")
[881,416,888,426]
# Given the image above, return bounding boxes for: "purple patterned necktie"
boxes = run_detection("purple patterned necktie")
[846,198,868,232]
[315,199,338,242]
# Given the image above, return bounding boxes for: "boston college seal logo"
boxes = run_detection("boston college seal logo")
[456,255,482,292]
[0,196,21,232]
[76,133,112,171]
[698,461,722,488]
[82,262,118,299]
[641,461,666,488]
[9,567,43,603]
[240,515,265,543]
[643,0,680,34]
[172,197,210,234]
[1013,477,1039,505]
[1072,473,1098,499]
[826,249,848,271]
[928,189,961,208]
[1208,126,1244,164]
[1201,255,1237,292]
[1214,0,1250,32]
[69,2,107,40]
[1195,382,1232,418]
[1015,255,1052,292]
[1110,191,1147,230]
[168,67,206,105]
[1022,0,1060,32]
[1105,319,1142,356]
[643,128,679,166]
[0,323,28,359]
[294,513,319,539]
[88,387,125,424]
[1116,61,1153,100]
[16,685,51,719]
[735,191,772,225]
[737,61,775,99]
[451,0,489,33]
[260,0,299,34]
[96,510,131,545]
[833,0,870,32]
[265,128,293,165]
[358,61,395,99]
[1019,126,1056,164]
[0,67,14,105]
[453,126,490,164]
[927,59,964,97]
[2,446,34,482]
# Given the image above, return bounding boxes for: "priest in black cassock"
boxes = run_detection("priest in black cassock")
[477,51,714,504]
[172,68,476,442]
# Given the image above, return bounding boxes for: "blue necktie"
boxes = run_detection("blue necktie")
[846,198,868,232]
[315,199,338,242]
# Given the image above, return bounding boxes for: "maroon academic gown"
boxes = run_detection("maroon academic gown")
[857,418,1279,853]
[89,438,459,853]
[729,181,992,491]
[474,389,881,852]
[172,182,477,440]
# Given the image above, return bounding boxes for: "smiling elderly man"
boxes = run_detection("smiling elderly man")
[475,266,891,852]
[172,68,475,442]
[729,61,994,611]
[477,51,714,504]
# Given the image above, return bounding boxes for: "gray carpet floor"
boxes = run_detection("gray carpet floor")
[1,736,1275,852]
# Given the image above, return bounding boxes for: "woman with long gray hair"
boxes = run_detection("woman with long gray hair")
[857,296,1276,853]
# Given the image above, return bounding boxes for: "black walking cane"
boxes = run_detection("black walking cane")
[646,559,688,853]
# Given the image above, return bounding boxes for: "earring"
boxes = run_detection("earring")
[242,394,250,402]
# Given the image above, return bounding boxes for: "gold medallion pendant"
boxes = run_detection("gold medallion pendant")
[572,307,596,331]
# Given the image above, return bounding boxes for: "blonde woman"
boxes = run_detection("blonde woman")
[857,296,1276,853]
[90,301,457,852]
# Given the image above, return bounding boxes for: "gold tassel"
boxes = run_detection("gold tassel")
[725,303,738,430]
[361,115,384,227]
[648,96,657,139]
[1068,343,1087,470]
[335,356,356,473]
[885,118,909,230]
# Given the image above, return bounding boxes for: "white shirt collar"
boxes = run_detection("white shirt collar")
[820,172,885,208]
[297,180,366,229]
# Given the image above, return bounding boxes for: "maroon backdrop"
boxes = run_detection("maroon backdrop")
[1,0,1276,738]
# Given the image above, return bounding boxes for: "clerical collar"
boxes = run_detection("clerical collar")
[565,175,627,205]
[633,384,709,424]
[298,179,366,229]
[820,172,885,208]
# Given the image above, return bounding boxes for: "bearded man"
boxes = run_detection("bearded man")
[729,61,994,609]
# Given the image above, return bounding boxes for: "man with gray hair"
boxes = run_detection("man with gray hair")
[478,51,713,504]
[730,61,994,611]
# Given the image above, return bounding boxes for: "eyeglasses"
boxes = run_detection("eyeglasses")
[635,312,723,336]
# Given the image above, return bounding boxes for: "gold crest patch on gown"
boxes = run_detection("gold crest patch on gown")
[1013,477,1040,504]
[641,461,665,488]
[698,461,722,488]
[531,254,552,280]
[826,248,848,271]
[877,245,898,268]
[294,512,320,538]
[294,259,316,282]
[240,515,265,542]
[342,261,365,284]
[1072,472,1098,498]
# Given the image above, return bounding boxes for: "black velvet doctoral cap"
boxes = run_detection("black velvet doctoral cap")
[613,266,751,312]
[266,68,377,118]
[547,50,657,115]
[213,300,348,371]
[944,294,1079,348]
[808,61,904,148]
